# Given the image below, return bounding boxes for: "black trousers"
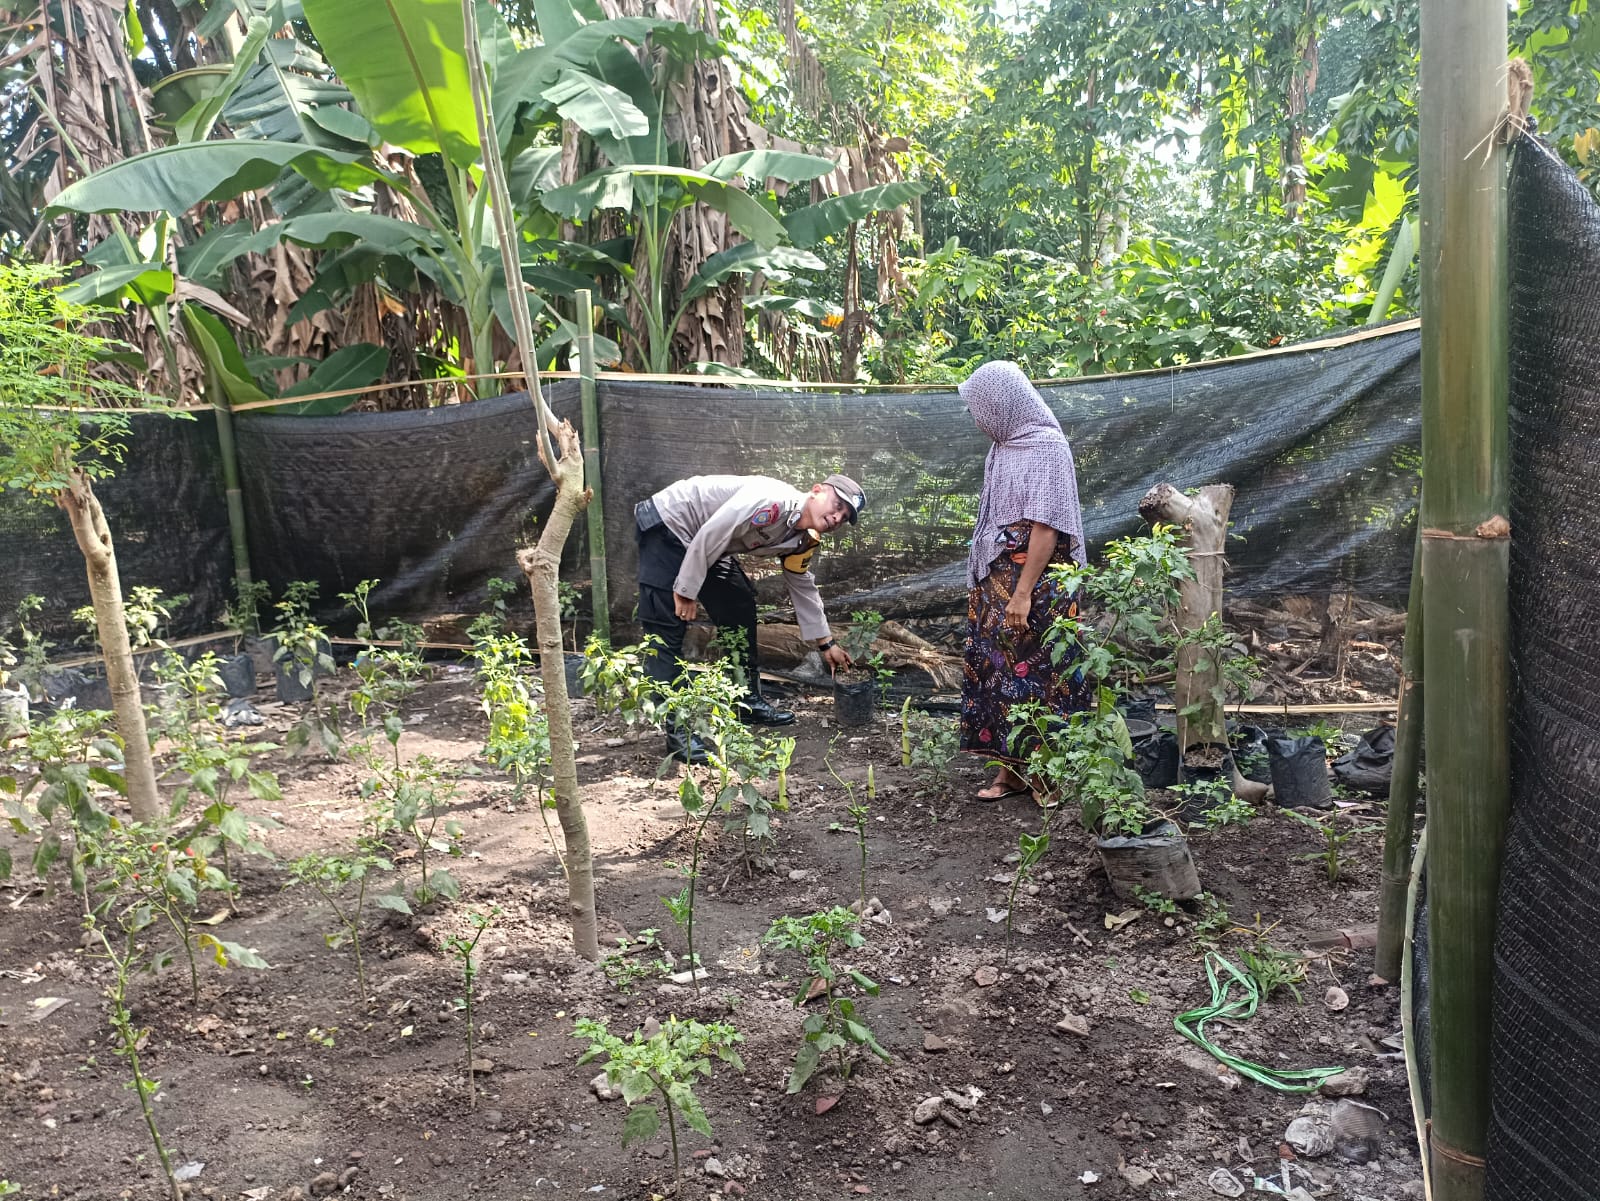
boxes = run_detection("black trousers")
[636,522,760,693]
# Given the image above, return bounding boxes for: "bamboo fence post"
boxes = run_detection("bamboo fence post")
[1419,0,1512,1195]
[1377,529,1424,982]
[576,289,610,647]
[208,360,257,633]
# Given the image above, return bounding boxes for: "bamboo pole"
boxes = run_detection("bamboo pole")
[207,361,257,633]
[1377,529,1424,982]
[1419,1,1511,1196]
[576,290,611,647]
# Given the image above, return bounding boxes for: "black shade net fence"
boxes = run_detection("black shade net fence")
[3,330,1419,645]
[1486,137,1600,1200]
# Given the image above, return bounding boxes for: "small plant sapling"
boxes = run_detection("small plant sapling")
[580,635,661,733]
[575,1016,744,1187]
[1133,884,1179,917]
[1239,940,1308,1003]
[444,907,500,1109]
[1,707,123,887]
[601,928,673,992]
[477,633,564,875]
[270,581,341,757]
[557,580,582,651]
[763,908,891,1093]
[1282,808,1381,883]
[5,593,53,700]
[81,828,268,1005]
[1198,787,1254,830]
[342,579,428,762]
[166,731,282,910]
[1189,891,1233,945]
[289,844,393,1005]
[86,911,184,1201]
[902,705,960,793]
[839,802,871,919]
[1003,824,1053,960]
[466,576,521,642]
[839,610,884,665]
[371,754,470,908]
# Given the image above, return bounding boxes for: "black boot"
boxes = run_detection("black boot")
[739,690,795,727]
[666,726,711,765]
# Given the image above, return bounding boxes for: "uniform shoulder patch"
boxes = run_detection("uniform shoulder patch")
[750,502,781,527]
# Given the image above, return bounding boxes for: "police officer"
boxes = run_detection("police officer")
[635,472,864,761]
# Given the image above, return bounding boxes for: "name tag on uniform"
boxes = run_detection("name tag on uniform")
[782,530,821,573]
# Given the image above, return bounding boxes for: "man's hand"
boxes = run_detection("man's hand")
[673,592,699,622]
[821,643,852,673]
[1004,591,1032,632]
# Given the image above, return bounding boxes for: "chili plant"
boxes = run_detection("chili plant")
[362,752,463,909]
[477,633,563,875]
[445,907,499,1110]
[1,707,122,886]
[342,578,428,763]
[288,844,394,1005]
[270,581,340,757]
[763,907,890,1094]
[1282,808,1381,883]
[580,635,661,733]
[575,1016,744,1187]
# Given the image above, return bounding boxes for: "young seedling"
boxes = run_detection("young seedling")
[477,632,564,875]
[288,845,393,1005]
[342,579,428,764]
[1003,822,1054,961]
[1238,939,1308,1003]
[575,1016,744,1187]
[1282,808,1381,883]
[601,928,673,993]
[87,913,183,1201]
[903,706,960,793]
[1189,891,1233,945]
[1133,884,1179,917]
[270,581,341,758]
[1194,785,1254,830]
[363,753,464,909]
[444,908,499,1110]
[763,908,890,1094]
[580,635,662,734]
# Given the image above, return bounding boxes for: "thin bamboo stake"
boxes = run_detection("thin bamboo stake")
[1378,530,1424,981]
[577,290,611,647]
[1419,1,1511,1195]
[1401,826,1434,1201]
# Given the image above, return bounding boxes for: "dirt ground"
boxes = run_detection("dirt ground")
[1,658,1423,1201]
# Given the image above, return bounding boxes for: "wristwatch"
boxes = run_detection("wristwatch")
[818,638,838,651]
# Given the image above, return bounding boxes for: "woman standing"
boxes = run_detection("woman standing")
[958,361,1091,802]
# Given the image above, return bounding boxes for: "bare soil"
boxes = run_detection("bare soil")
[1,664,1422,1201]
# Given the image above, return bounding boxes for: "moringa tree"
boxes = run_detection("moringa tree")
[0,262,182,823]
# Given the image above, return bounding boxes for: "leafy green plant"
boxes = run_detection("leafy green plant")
[467,576,522,643]
[1282,808,1381,884]
[444,907,499,1110]
[73,585,189,653]
[1009,699,1148,836]
[164,732,282,910]
[270,581,340,757]
[222,579,272,642]
[580,635,661,732]
[1004,822,1054,960]
[1288,718,1346,749]
[763,907,890,1094]
[1197,786,1254,830]
[556,580,581,652]
[1238,940,1307,1003]
[82,826,268,1006]
[0,706,122,885]
[1190,892,1233,945]
[477,633,564,875]
[1133,884,1178,918]
[1173,612,1263,727]
[575,1016,744,1187]
[839,610,885,665]
[288,844,394,1005]
[601,929,674,993]
[902,703,960,792]
[342,579,428,760]
[362,753,464,909]
[2,594,52,699]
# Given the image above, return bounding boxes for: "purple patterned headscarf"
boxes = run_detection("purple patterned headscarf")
[959,361,1086,586]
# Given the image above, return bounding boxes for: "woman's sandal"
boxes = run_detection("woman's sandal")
[1033,790,1063,811]
[974,784,1030,803]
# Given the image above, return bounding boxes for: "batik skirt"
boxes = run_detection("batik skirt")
[959,521,1091,767]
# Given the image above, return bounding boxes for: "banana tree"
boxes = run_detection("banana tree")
[538,16,927,372]
[50,0,668,385]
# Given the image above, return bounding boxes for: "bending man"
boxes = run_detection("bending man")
[635,472,864,760]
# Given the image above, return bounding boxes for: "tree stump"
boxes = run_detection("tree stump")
[1137,483,1235,758]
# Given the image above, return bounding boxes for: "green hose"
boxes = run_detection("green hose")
[1175,951,1347,1092]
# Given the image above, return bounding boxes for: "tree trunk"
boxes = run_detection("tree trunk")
[1138,482,1235,755]
[515,425,599,961]
[56,468,161,823]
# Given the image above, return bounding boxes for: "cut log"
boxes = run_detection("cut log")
[755,623,963,689]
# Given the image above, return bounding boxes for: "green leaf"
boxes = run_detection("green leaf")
[32,834,60,878]
[374,893,413,914]
[428,868,461,900]
[59,263,175,307]
[782,181,928,249]
[786,1041,821,1093]
[544,166,787,246]
[0,846,11,879]
[301,0,478,166]
[681,245,824,305]
[48,142,383,217]
[620,1070,654,1104]
[173,16,274,144]
[846,969,879,996]
[670,1081,713,1137]
[701,150,836,183]
[276,344,390,414]
[543,69,649,139]
[181,306,271,407]
[200,934,271,969]
[619,1102,660,1146]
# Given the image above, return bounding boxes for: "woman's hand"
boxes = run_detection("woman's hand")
[1004,591,1032,632]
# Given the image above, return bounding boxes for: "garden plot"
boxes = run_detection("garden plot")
[2,658,1422,1201]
